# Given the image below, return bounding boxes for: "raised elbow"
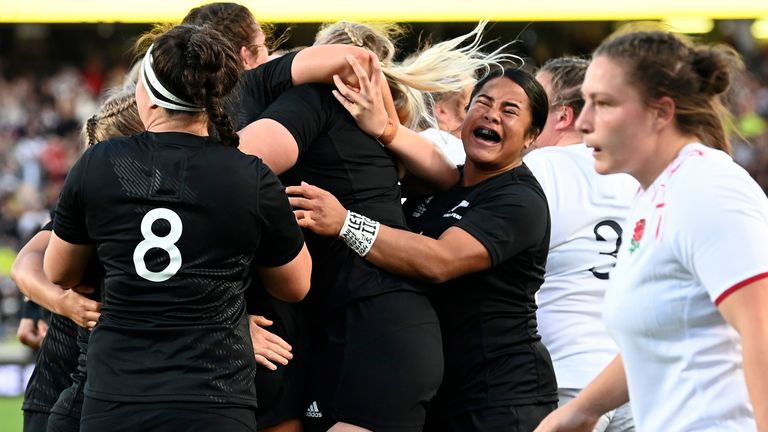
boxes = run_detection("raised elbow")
[349,47,371,65]
[337,47,373,82]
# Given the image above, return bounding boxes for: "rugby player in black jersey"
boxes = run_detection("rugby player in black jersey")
[12,82,144,432]
[181,5,412,431]
[13,218,100,432]
[289,66,559,432]
[43,24,311,432]
[13,228,85,432]
[16,300,48,350]
[234,23,509,431]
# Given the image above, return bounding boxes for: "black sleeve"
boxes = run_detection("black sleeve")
[243,265,267,315]
[258,84,331,154]
[53,148,92,245]
[40,219,53,232]
[236,52,299,128]
[21,299,50,321]
[457,184,549,266]
[253,163,305,267]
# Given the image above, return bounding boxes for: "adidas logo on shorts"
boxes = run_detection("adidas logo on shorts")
[305,401,323,418]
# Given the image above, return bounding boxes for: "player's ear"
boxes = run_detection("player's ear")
[555,105,575,131]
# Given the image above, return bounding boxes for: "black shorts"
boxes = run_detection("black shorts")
[47,382,85,432]
[423,402,557,432]
[253,298,309,428]
[80,398,257,432]
[46,412,79,432]
[49,381,84,419]
[22,410,48,432]
[303,290,443,432]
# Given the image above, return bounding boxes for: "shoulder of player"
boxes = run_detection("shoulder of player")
[84,134,136,153]
[472,168,548,208]
[283,83,337,109]
[229,150,275,179]
[661,148,766,224]
[241,51,298,88]
[524,145,590,176]
[667,146,753,196]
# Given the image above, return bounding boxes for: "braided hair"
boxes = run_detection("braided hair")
[81,86,143,148]
[136,24,241,147]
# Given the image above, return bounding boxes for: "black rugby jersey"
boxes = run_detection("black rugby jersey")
[22,313,79,414]
[233,54,421,306]
[260,84,428,308]
[50,220,104,420]
[53,131,304,407]
[405,164,558,412]
[21,221,80,414]
[231,51,298,130]
[261,84,405,228]
[234,51,404,226]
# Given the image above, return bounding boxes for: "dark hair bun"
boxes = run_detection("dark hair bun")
[690,48,731,96]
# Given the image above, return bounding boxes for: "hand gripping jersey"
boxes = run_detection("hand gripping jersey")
[405,164,557,414]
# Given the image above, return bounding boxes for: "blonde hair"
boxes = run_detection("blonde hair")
[82,86,143,148]
[315,21,521,129]
[133,23,176,62]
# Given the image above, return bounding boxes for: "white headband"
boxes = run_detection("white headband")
[140,44,204,112]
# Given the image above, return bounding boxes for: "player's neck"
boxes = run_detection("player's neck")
[555,130,583,147]
[145,115,209,137]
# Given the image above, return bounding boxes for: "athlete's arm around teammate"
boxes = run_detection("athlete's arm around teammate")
[288,67,548,283]
[289,68,558,432]
[41,24,309,432]
[14,229,100,329]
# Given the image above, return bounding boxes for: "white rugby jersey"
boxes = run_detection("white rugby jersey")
[420,127,466,166]
[525,144,638,389]
[604,143,768,431]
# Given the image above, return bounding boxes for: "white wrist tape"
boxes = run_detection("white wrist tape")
[339,210,381,257]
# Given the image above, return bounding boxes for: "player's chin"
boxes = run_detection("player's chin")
[593,155,615,176]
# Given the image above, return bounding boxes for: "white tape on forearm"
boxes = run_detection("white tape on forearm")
[339,210,381,257]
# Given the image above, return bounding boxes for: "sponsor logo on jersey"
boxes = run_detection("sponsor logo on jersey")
[305,401,323,418]
[411,196,433,218]
[443,200,469,220]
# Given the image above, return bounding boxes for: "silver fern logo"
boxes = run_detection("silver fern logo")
[443,200,469,220]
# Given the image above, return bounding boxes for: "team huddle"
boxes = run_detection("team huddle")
[11,3,768,432]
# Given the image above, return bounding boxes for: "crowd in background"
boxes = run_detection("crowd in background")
[0,62,132,335]
[0,21,767,338]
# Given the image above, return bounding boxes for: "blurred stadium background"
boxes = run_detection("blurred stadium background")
[0,1,767,429]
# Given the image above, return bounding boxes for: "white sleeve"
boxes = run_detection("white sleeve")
[670,165,768,304]
[523,149,558,230]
